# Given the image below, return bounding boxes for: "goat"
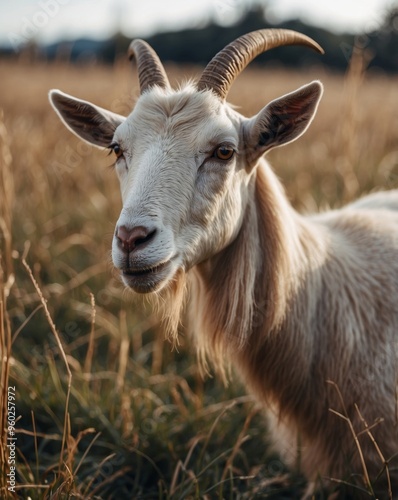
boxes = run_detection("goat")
[49,29,398,496]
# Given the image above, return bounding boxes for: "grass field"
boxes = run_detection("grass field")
[1,53,398,499]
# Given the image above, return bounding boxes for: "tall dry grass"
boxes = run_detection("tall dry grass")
[0,54,397,498]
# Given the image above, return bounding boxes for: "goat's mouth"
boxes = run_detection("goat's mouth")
[121,259,173,293]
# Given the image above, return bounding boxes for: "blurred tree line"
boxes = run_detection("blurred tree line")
[132,6,398,72]
[5,5,398,72]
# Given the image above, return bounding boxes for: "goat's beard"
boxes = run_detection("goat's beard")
[145,268,188,345]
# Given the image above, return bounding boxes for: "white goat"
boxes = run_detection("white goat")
[49,29,398,496]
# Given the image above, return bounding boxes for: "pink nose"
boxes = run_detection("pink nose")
[115,225,156,254]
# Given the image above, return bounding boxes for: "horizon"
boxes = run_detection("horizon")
[2,0,397,52]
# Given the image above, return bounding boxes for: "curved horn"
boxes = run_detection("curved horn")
[128,39,170,93]
[197,29,324,101]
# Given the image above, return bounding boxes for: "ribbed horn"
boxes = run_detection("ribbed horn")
[128,39,170,93]
[197,29,324,101]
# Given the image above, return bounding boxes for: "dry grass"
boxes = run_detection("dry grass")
[0,54,398,498]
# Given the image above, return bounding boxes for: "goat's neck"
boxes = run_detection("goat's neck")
[188,160,326,382]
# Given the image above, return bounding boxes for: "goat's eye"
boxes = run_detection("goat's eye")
[214,145,235,161]
[110,143,123,159]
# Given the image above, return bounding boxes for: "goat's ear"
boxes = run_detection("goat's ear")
[49,90,125,148]
[245,80,323,163]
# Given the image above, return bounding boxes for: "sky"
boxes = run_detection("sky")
[2,0,397,50]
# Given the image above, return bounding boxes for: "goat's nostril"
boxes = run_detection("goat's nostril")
[116,225,156,253]
[135,229,156,247]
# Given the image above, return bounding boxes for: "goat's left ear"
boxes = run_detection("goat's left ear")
[245,80,323,164]
[49,90,125,148]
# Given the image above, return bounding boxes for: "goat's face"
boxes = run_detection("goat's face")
[109,87,252,292]
[49,30,323,293]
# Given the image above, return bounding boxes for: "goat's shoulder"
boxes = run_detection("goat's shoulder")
[347,188,398,212]
[309,189,398,238]
[306,193,398,288]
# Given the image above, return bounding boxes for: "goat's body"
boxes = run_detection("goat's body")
[189,160,398,493]
[50,28,398,496]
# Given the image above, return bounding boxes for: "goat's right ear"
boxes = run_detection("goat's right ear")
[49,90,125,148]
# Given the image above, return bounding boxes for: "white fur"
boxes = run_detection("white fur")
[50,67,398,497]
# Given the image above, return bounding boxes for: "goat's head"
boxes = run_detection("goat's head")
[50,29,323,294]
